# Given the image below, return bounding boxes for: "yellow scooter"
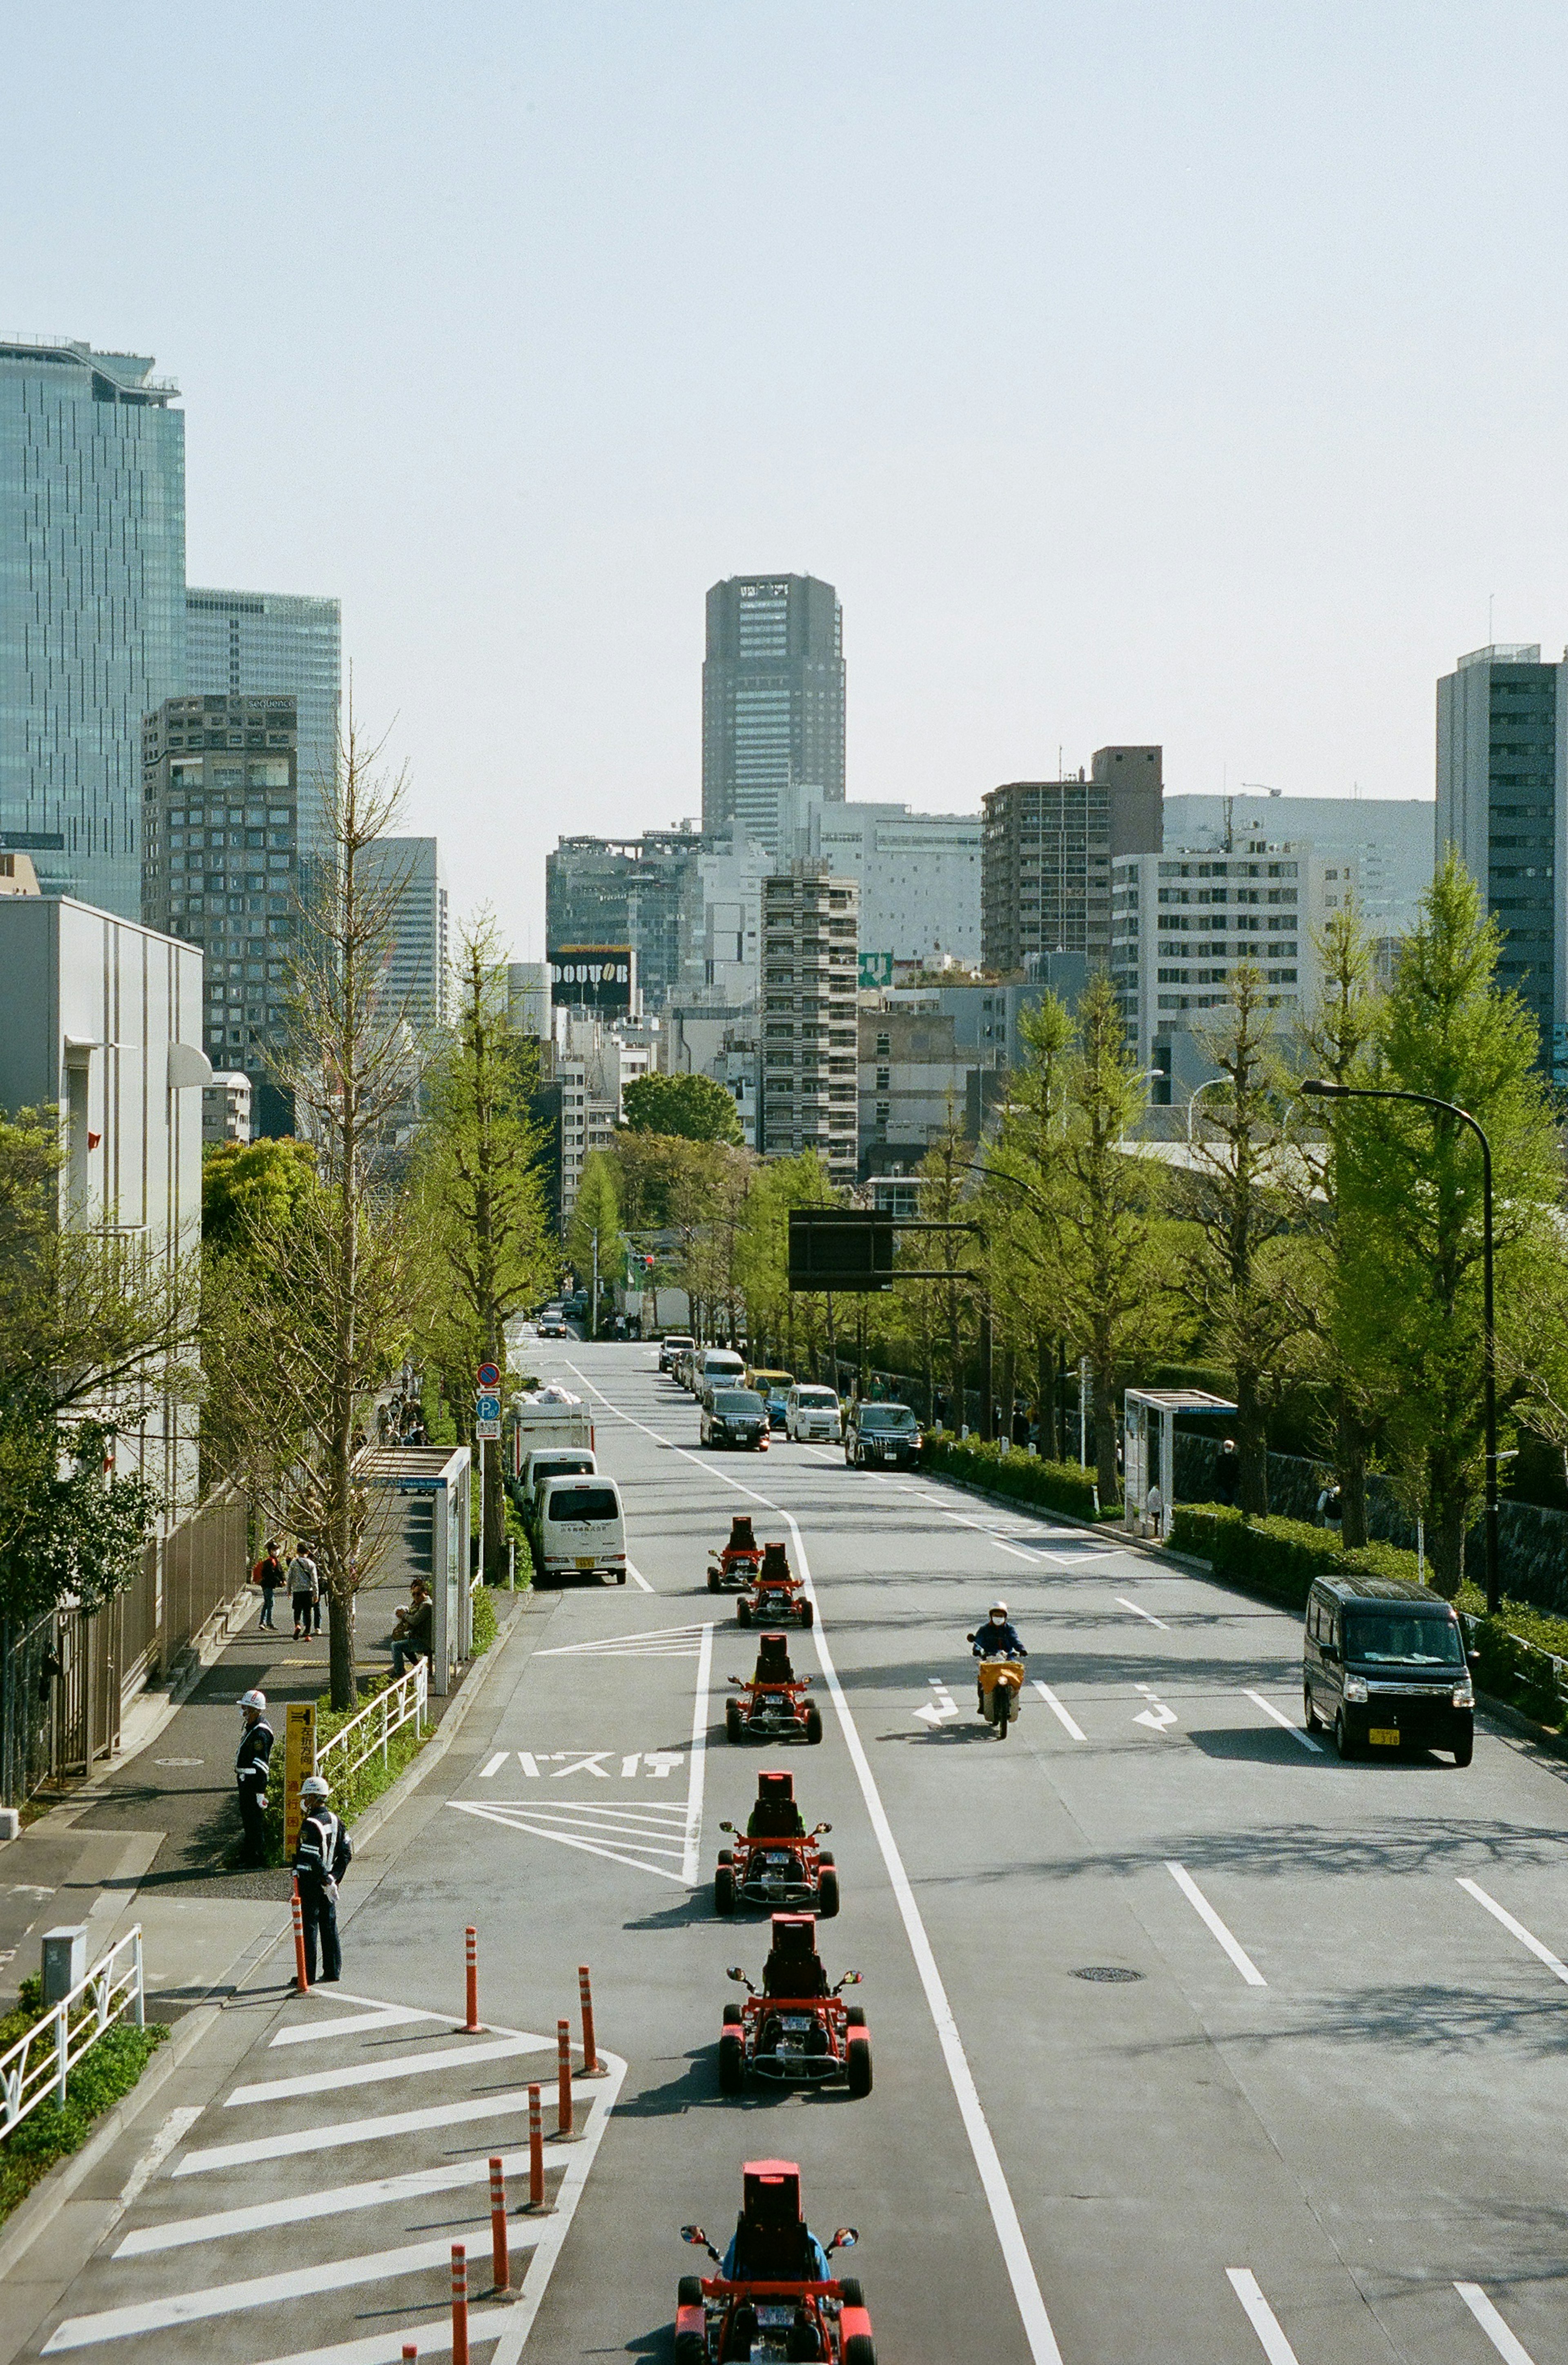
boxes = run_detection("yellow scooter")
[967,1636,1025,1739]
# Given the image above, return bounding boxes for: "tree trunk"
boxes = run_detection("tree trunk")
[1037,1336,1055,1459]
[1001,1342,1017,1446]
[1335,1389,1368,1549]
[327,1579,356,1707]
[483,1436,506,1577]
[1429,1492,1464,1599]
[1093,1362,1117,1505]
[1236,1367,1270,1516]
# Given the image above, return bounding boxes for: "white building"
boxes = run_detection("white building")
[802,799,982,969]
[760,864,859,1185]
[363,837,450,1033]
[505,960,550,1039]
[1113,837,1354,1092]
[1161,793,1431,942]
[203,1069,253,1144]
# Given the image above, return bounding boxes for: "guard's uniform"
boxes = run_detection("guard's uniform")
[234,1717,274,1865]
[292,1805,353,1982]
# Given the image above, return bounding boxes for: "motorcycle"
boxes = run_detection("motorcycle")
[967,1633,1025,1739]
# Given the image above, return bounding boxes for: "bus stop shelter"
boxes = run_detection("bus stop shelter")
[357,1445,472,1692]
[1123,1389,1236,1540]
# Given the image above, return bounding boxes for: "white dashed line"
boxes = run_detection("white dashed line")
[1459,1878,1568,1986]
[1167,1863,1266,1986]
[1115,1596,1169,1628]
[1032,1681,1087,1742]
[1454,2283,1538,2363]
[1226,2268,1301,2362]
[1244,1691,1322,1753]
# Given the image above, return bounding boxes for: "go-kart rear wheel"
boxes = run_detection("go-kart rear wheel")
[817,1868,840,1919]
[726,1700,744,1744]
[845,2002,866,2028]
[715,1866,736,1915]
[838,2278,864,2309]
[719,2032,746,2094]
[736,1599,751,1626]
[803,1704,823,1744]
[800,1599,814,1628]
[843,2334,877,2365]
[677,2275,704,2308]
[846,2034,873,2097]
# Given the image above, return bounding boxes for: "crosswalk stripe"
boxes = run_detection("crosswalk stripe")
[270,2007,430,2048]
[252,2309,517,2365]
[176,2085,547,2176]
[115,2143,553,2257]
[227,2034,547,2109]
[450,1800,690,1881]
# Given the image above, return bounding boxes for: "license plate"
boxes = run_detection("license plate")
[1369,1726,1400,1746]
[575,1557,595,1570]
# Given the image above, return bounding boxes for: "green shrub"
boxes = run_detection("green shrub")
[0,1995,166,2228]
[471,1588,497,1657]
[920,1436,1108,1523]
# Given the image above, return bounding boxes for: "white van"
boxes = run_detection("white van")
[695,1347,746,1404]
[535,1473,627,1584]
[786,1383,842,1443]
[521,1446,597,1512]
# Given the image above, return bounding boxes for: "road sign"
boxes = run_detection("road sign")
[788,1208,895,1292]
[476,1392,501,1423]
[283,1701,316,1856]
[477,1419,501,1443]
[477,1361,501,1389]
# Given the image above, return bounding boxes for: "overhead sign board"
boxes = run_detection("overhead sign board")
[788,1208,896,1293]
[550,944,635,1012]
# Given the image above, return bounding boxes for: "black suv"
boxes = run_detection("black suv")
[844,1400,922,1470]
[1303,1573,1475,1764]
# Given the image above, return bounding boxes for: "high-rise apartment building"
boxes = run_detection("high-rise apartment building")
[186,588,341,859]
[1163,791,1434,942]
[141,693,299,1135]
[1437,643,1566,1077]
[759,863,859,1184]
[362,837,450,1033]
[702,575,845,851]
[0,338,187,917]
[981,750,1162,976]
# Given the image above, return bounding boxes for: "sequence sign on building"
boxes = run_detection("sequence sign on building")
[549,944,635,1013]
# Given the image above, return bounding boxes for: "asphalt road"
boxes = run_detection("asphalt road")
[17,1340,1568,2364]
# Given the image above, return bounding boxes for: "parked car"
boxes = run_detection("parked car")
[1303,1572,1475,1763]
[659,1332,696,1376]
[535,1473,627,1585]
[701,1388,771,1451]
[785,1384,842,1444]
[695,1347,747,1405]
[520,1447,597,1515]
[844,1400,922,1469]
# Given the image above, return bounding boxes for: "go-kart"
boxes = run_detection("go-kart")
[719,1915,871,2096]
[737,1540,813,1629]
[677,2160,875,2364]
[727,1634,823,1746]
[716,1771,838,1917]
[709,1514,764,1595]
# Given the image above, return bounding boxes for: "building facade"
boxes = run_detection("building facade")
[858,1005,967,1174]
[545,829,703,1012]
[140,694,299,1135]
[0,338,187,918]
[1437,643,1566,1076]
[759,864,858,1184]
[981,750,1161,976]
[363,837,450,1034]
[185,588,341,862]
[805,801,982,969]
[702,575,845,851]
[1163,790,1434,943]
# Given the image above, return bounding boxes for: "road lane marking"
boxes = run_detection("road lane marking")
[1226,2269,1301,2362]
[451,1799,690,1880]
[683,1618,713,1884]
[270,2007,430,2048]
[1244,1691,1323,1753]
[1032,1681,1087,1741]
[915,1680,960,1727]
[176,2086,550,2176]
[252,2310,517,2365]
[1167,1864,1267,1985]
[625,1557,655,1591]
[1116,1596,1169,1628]
[536,1621,706,1658]
[940,1510,1040,1562]
[564,1363,1067,2365]
[1458,1878,1568,1985]
[1455,2283,1538,2363]
[1134,1684,1178,1733]
[115,2143,556,2257]
[479,1751,510,1778]
[226,2034,543,2108]
[115,2107,203,2209]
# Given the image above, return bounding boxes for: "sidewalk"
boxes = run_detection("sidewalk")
[0,1570,517,2020]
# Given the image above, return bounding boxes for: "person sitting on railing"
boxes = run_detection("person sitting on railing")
[391,1579,433,1678]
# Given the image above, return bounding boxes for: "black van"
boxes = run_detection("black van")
[1303,1574,1474,1764]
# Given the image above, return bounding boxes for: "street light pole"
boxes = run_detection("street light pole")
[1299,1077,1498,1615]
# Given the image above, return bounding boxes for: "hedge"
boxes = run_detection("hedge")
[0,1977,167,2228]
[920,1436,1109,1523]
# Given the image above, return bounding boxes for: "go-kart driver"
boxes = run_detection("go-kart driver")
[972,1600,1027,1713]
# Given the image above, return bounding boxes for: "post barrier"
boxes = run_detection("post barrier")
[290,1879,309,1991]
[578,1963,600,2074]
[528,2082,544,2207]
[464,1926,479,2032]
[557,2018,572,2136]
[450,2243,469,2365]
[489,2155,509,2291]
[402,2349,418,2361]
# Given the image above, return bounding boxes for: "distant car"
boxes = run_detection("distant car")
[660,1333,696,1376]
[695,1349,747,1405]
[764,1387,791,1432]
[537,1316,569,1338]
[844,1400,922,1469]
[701,1389,771,1452]
[786,1385,842,1444]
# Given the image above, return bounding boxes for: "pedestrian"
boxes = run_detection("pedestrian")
[288,1539,319,1640]
[1012,1402,1031,1450]
[391,1579,433,1678]
[1214,1437,1241,1508]
[234,1689,274,1867]
[1316,1481,1343,1535]
[252,1538,284,1632]
[292,1773,352,1984]
[1144,1480,1165,1540]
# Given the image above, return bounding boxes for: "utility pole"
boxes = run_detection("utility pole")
[590,1229,599,1344]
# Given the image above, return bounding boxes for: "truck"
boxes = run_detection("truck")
[506,1390,595,1483]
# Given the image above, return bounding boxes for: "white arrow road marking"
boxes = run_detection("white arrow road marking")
[1244,1691,1323,1753]
[1458,1877,1568,1985]
[915,1680,960,1727]
[1134,1683,1178,1732]
[1167,1864,1267,1986]
[1455,2283,1539,2363]
[1226,2269,1301,2363]
[1032,1681,1087,1741]
[1116,1596,1169,1628]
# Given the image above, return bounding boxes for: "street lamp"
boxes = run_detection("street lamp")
[1185,1074,1231,1147]
[1298,1077,1498,1614]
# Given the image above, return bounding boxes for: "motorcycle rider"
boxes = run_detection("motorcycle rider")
[972,1600,1027,1714]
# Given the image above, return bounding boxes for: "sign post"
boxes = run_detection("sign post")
[283,1701,316,1859]
[475,1364,502,1585]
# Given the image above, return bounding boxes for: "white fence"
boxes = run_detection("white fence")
[0,1924,144,2139]
[314,1660,427,1794]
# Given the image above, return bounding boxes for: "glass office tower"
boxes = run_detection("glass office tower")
[702,575,845,853]
[0,338,186,917]
[186,588,340,860]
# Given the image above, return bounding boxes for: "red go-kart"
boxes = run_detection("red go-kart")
[719,1914,871,2096]
[708,1514,764,1595]
[716,1770,839,1917]
[737,1540,813,1628]
[727,1634,823,1746]
[678,2160,875,2364]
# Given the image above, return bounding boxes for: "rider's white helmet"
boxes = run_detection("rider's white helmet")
[989,1603,1008,1617]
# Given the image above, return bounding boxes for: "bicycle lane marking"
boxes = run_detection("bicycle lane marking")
[567,1362,1067,2365]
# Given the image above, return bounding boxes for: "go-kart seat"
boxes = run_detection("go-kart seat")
[727,1515,758,1555]
[730,2159,815,2282]
[754,1634,795,1685]
[747,1769,806,1839]
[760,1541,792,1584]
[763,1913,828,1998]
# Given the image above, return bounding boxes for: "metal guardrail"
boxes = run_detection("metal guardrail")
[0,1924,144,2139]
[313,1661,427,1793]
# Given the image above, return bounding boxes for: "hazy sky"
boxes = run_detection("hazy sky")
[5,4,1565,952]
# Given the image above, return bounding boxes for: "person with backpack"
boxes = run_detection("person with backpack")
[252,1539,285,1632]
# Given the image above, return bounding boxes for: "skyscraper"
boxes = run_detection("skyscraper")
[362,838,451,1033]
[0,337,186,917]
[702,575,845,851]
[1437,642,1566,1078]
[186,588,341,858]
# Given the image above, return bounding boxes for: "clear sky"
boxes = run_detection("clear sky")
[4,3,1565,953]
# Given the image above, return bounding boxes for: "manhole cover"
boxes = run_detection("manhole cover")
[1074,1965,1143,1983]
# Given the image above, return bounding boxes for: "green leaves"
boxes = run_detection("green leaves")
[621,1071,744,1144]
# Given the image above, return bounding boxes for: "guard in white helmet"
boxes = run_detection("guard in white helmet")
[292,1773,352,1984]
[234,1691,274,1868]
